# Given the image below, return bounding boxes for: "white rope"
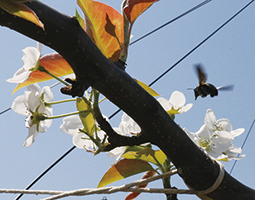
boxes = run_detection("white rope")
[42,187,198,200]
[0,189,63,195]
[0,169,200,199]
[0,164,225,200]
[198,161,225,195]
[42,169,180,200]
[184,161,225,195]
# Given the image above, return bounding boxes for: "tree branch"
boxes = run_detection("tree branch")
[0,1,254,199]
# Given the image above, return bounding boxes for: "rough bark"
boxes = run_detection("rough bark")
[0,1,254,199]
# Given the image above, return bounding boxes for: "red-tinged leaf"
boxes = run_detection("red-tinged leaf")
[76,98,95,136]
[0,0,44,29]
[97,159,153,188]
[125,170,156,200]
[77,0,123,61]
[123,0,159,24]
[13,53,73,93]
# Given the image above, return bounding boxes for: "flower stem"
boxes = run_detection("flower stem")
[45,110,90,120]
[45,98,76,106]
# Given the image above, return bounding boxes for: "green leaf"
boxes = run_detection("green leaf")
[97,159,153,188]
[134,79,160,97]
[75,9,85,30]
[122,148,167,166]
[76,98,95,136]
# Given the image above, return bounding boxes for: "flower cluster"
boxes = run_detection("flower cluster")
[184,109,245,161]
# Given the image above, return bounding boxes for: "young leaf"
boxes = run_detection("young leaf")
[13,53,73,93]
[75,9,85,30]
[77,0,124,61]
[0,0,44,29]
[98,159,153,188]
[76,98,95,136]
[123,0,159,24]
[122,148,166,166]
[134,79,160,97]
[125,170,156,200]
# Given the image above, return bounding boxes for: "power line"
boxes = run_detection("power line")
[15,146,76,200]
[0,108,11,115]
[8,0,254,199]
[129,0,212,46]
[229,119,255,175]
[149,0,255,87]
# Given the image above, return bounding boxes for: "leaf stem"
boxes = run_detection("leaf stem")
[37,64,69,86]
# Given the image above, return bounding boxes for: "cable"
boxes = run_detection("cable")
[14,146,76,200]
[149,0,255,87]
[229,118,255,175]
[0,108,11,115]
[129,0,212,46]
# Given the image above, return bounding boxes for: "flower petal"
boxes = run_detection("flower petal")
[119,113,141,135]
[179,103,193,113]
[183,128,196,142]
[217,118,232,132]
[11,95,27,115]
[73,132,94,149]
[27,83,41,93]
[23,124,39,147]
[60,115,83,136]
[107,146,127,165]
[7,47,40,83]
[196,124,211,139]
[41,86,54,102]
[6,67,31,83]
[169,91,185,109]
[22,47,40,70]
[204,109,217,129]
[230,128,245,137]
[157,97,172,111]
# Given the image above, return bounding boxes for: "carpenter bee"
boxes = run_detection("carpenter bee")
[190,64,234,100]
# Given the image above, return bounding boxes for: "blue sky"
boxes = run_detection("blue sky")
[0,0,255,199]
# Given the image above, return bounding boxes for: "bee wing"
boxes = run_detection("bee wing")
[217,85,234,91]
[195,64,207,85]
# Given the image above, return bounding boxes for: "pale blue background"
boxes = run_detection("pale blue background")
[0,0,254,199]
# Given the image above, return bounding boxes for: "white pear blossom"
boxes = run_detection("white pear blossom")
[11,84,53,147]
[7,43,42,83]
[60,115,108,149]
[118,112,141,136]
[184,109,245,161]
[107,146,127,165]
[157,91,193,117]
[106,113,144,165]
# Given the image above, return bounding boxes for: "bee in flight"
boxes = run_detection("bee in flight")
[190,64,234,100]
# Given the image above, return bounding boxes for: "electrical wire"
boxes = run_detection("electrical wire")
[229,119,255,175]
[129,0,212,46]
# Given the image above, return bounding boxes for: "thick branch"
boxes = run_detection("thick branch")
[0,1,254,199]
